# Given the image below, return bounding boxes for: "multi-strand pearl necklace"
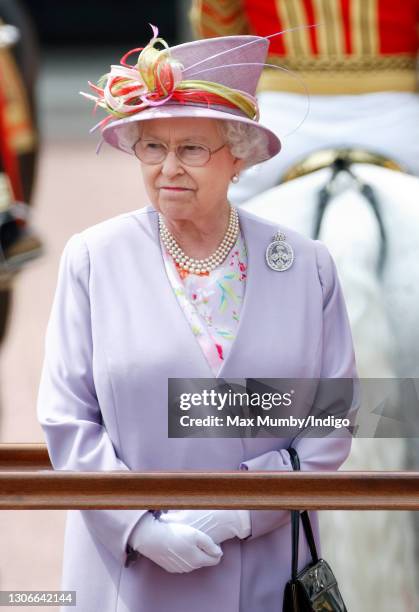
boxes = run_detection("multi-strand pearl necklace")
[158,206,239,274]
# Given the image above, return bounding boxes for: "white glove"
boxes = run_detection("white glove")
[160,509,251,545]
[128,511,223,573]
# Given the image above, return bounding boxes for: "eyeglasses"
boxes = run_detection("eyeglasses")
[132,138,227,167]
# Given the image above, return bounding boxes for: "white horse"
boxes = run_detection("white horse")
[241,162,419,611]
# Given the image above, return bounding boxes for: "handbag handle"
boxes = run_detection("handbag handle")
[287,446,319,579]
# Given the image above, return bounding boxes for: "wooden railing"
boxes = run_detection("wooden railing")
[1,444,418,510]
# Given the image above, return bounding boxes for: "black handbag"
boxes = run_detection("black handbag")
[283,446,348,612]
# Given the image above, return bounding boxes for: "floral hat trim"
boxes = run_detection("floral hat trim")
[80,23,260,134]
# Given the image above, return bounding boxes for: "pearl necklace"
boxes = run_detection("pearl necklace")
[158,206,239,274]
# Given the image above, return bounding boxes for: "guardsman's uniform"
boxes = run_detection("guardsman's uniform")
[190,0,419,200]
[0,18,42,334]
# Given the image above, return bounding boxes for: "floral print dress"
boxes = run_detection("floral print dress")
[161,228,248,376]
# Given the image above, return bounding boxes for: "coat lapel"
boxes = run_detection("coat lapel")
[217,207,280,378]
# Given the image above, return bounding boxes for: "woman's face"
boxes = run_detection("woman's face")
[136,117,245,223]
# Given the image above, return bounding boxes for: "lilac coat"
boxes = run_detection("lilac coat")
[36,204,358,612]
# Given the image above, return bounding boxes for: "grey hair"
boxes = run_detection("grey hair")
[216,120,271,169]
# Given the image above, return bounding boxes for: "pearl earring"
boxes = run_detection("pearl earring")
[231,174,239,183]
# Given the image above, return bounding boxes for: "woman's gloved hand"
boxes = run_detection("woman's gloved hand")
[159,509,251,545]
[128,511,223,573]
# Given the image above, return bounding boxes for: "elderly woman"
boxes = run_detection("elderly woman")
[36,26,358,612]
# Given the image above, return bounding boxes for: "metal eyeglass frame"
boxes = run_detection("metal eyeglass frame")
[132,138,227,167]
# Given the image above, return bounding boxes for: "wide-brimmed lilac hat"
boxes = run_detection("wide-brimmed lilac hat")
[81,24,281,161]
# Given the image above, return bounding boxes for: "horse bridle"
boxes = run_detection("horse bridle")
[281,148,407,276]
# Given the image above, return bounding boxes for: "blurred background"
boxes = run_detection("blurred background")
[0,0,191,605]
[0,0,418,610]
